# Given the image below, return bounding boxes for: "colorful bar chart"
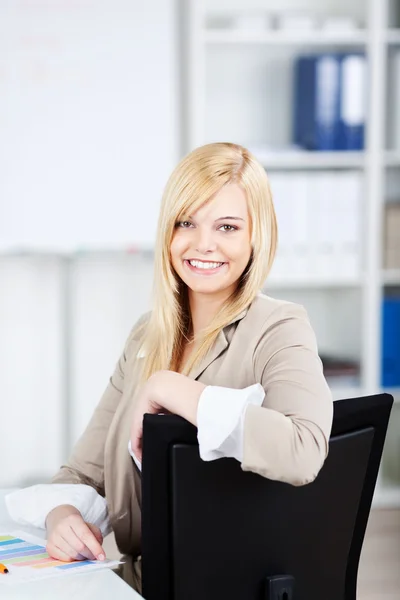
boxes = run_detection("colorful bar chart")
[0,535,95,570]
[0,531,121,585]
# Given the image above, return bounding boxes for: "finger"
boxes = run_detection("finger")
[131,420,143,460]
[66,515,105,560]
[71,520,105,560]
[58,535,86,560]
[131,433,142,463]
[62,527,96,560]
[130,417,142,442]
[136,442,142,464]
[132,447,142,464]
[86,523,103,545]
[46,542,75,563]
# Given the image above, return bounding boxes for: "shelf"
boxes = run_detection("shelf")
[252,149,366,170]
[204,28,400,47]
[250,150,400,170]
[265,276,364,289]
[386,29,400,45]
[331,388,400,402]
[384,151,400,166]
[382,269,400,285]
[373,485,400,508]
[331,387,364,401]
[204,29,368,46]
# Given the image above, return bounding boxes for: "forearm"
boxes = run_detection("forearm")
[153,371,206,426]
[130,370,206,462]
[242,404,329,486]
[51,465,104,496]
[6,483,111,537]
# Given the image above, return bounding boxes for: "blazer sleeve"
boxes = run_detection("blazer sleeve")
[51,315,146,496]
[242,303,333,486]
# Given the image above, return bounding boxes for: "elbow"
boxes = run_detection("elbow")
[242,449,326,487]
[271,446,327,487]
[288,451,325,486]
[284,423,329,486]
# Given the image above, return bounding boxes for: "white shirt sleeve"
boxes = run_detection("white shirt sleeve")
[127,384,265,466]
[5,484,112,538]
[196,383,265,462]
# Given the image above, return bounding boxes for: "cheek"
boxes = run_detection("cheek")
[226,235,251,261]
[230,244,252,276]
[170,234,186,265]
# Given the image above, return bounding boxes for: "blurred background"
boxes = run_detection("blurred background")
[0,0,399,596]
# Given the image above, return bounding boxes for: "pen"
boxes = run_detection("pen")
[0,563,9,574]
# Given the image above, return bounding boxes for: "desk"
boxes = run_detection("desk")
[0,490,143,600]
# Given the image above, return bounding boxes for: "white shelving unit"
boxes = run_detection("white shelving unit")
[266,275,365,288]
[184,0,400,507]
[385,150,400,166]
[387,28,400,43]
[382,268,400,284]
[244,150,367,169]
[204,29,369,45]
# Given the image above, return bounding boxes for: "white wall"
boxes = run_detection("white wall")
[0,0,179,486]
[69,254,153,448]
[0,0,179,250]
[0,254,154,488]
[0,257,64,486]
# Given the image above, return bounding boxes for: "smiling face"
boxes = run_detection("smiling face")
[170,183,252,303]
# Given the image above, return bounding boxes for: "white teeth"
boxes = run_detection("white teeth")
[188,260,223,269]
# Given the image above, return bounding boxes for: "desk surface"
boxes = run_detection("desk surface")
[0,489,143,600]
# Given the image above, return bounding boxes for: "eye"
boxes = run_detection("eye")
[219,224,237,232]
[176,220,193,228]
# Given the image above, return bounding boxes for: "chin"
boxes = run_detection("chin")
[188,280,231,294]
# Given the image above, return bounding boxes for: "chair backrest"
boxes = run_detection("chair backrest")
[141,393,393,600]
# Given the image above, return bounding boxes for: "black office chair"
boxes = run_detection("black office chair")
[141,393,393,600]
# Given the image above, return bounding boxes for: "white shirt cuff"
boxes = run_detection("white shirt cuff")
[128,439,142,472]
[197,383,265,463]
[5,484,111,537]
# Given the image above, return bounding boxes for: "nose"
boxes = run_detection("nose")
[194,227,217,255]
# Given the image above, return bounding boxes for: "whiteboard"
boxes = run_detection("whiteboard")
[0,0,179,251]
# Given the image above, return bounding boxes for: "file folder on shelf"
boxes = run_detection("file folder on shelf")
[270,170,362,281]
[293,53,366,151]
[338,54,366,150]
[381,297,400,388]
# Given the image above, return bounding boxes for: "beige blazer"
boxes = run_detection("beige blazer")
[51,292,333,559]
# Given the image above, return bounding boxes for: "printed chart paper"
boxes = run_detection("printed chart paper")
[0,531,121,585]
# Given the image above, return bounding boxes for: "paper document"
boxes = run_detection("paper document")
[0,531,121,586]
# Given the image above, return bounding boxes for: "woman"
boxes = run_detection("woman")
[6,142,333,592]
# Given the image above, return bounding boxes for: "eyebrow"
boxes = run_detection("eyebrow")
[187,215,245,222]
[215,216,245,222]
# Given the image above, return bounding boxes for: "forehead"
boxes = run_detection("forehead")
[190,183,248,220]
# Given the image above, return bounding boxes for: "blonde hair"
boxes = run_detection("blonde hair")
[138,142,277,382]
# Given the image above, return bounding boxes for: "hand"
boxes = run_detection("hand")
[130,374,165,463]
[45,504,105,562]
[130,370,206,462]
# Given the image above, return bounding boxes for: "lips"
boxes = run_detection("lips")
[184,259,227,275]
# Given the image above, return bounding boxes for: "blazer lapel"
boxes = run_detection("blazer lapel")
[189,329,228,381]
[188,307,249,381]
